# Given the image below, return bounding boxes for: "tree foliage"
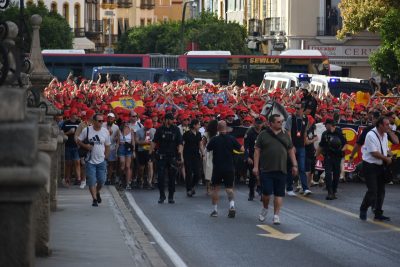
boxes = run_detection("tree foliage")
[117,12,250,55]
[0,2,73,52]
[369,8,400,82]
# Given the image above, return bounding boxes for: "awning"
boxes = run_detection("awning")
[330,64,342,72]
[73,37,95,50]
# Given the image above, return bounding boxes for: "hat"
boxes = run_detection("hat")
[107,112,115,118]
[144,119,153,129]
[324,118,335,125]
[165,113,174,120]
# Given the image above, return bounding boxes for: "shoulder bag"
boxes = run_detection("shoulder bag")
[78,127,90,158]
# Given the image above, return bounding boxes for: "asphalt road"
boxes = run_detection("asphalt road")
[125,183,400,267]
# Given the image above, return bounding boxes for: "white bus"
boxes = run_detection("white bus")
[262,72,311,93]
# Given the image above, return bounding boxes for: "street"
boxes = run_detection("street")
[124,183,400,267]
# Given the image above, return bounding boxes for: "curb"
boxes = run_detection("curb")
[108,186,168,267]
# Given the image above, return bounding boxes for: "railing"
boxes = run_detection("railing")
[74,28,85,37]
[140,0,155,9]
[317,17,341,36]
[86,20,103,34]
[117,0,133,8]
[248,19,262,37]
[264,17,285,35]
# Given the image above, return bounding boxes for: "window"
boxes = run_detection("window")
[263,0,266,18]
[147,18,152,25]
[325,0,342,35]
[74,4,81,29]
[163,16,168,22]
[228,0,234,11]
[140,19,145,27]
[63,3,69,20]
[50,2,57,13]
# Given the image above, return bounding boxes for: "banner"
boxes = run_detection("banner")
[316,123,400,172]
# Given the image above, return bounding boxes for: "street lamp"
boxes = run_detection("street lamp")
[180,0,197,55]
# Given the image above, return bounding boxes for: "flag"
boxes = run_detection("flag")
[110,96,143,111]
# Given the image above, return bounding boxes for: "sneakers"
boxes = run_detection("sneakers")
[259,208,268,222]
[92,199,98,207]
[228,208,236,218]
[303,189,312,196]
[374,214,391,221]
[210,210,218,217]
[287,191,297,197]
[96,192,102,204]
[273,215,280,225]
[168,198,175,204]
[126,185,132,190]
[79,180,86,189]
[326,194,334,200]
[73,179,81,186]
[359,210,367,221]
[187,190,193,197]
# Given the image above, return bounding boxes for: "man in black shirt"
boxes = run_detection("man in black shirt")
[183,119,203,197]
[207,120,244,218]
[151,113,183,204]
[317,119,347,200]
[244,117,264,200]
[62,111,81,186]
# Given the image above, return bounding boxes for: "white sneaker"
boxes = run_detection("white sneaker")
[273,215,281,225]
[79,180,86,189]
[303,189,312,196]
[287,191,297,197]
[258,208,268,222]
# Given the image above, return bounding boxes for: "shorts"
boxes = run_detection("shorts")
[86,161,107,187]
[260,171,286,197]
[137,150,151,165]
[118,145,133,157]
[211,170,234,188]
[108,148,117,162]
[65,146,80,161]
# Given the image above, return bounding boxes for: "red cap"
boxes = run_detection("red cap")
[144,119,153,128]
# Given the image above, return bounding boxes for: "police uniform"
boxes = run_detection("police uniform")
[319,126,346,199]
[153,123,183,202]
[244,126,262,200]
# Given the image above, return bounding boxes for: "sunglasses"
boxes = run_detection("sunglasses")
[96,120,104,123]
[131,115,137,118]
[295,107,301,110]
[275,120,283,124]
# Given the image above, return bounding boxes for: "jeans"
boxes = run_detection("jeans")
[286,146,309,191]
[360,161,386,215]
[157,156,178,199]
[86,160,107,187]
[324,155,341,194]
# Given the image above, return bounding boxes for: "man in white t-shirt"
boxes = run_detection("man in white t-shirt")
[359,117,394,221]
[78,114,111,207]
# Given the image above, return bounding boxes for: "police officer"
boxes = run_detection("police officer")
[316,118,346,200]
[151,113,183,204]
[244,117,264,200]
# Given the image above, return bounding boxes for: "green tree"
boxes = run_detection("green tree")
[117,12,249,55]
[0,2,73,51]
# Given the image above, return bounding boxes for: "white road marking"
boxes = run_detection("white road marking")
[125,192,188,267]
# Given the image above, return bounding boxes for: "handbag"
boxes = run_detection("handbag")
[78,127,90,158]
[371,130,393,183]
[123,132,134,152]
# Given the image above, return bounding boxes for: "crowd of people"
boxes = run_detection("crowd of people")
[46,74,400,223]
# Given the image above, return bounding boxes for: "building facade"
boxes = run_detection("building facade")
[244,0,380,78]
[154,0,183,23]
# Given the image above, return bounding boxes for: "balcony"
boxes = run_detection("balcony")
[86,20,103,34]
[74,28,85,37]
[317,17,342,36]
[263,17,285,36]
[117,0,133,8]
[248,19,262,37]
[140,0,155,9]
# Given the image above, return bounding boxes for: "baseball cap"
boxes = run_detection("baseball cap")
[107,112,115,118]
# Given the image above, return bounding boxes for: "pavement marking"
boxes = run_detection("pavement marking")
[125,192,188,267]
[296,195,400,232]
[257,224,300,240]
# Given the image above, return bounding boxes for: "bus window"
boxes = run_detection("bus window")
[281,81,287,89]
[290,80,296,88]
[270,80,275,90]
[264,79,271,89]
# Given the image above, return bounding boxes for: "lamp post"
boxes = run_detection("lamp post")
[180,0,197,55]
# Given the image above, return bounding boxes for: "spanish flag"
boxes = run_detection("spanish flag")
[110,96,144,111]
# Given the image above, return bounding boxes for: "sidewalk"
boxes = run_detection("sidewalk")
[36,186,166,267]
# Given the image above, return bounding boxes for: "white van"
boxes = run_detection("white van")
[310,75,374,97]
[262,72,311,93]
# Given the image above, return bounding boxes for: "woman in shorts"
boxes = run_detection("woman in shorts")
[117,117,135,190]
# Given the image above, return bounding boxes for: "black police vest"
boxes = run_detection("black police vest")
[291,116,307,147]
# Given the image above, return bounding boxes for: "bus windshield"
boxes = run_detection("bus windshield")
[328,81,374,97]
